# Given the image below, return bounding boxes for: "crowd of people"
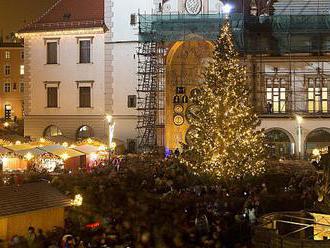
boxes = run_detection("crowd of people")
[3,155,322,248]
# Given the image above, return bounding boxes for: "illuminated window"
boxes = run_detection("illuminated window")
[5,51,10,59]
[20,65,24,75]
[307,76,328,113]
[77,125,93,140]
[44,125,62,137]
[4,83,11,93]
[266,77,287,113]
[4,65,10,75]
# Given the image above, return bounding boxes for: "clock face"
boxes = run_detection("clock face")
[190,88,201,98]
[174,104,184,114]
[185,0,202,15]
[174,114,185,126]
[186,104,200,124]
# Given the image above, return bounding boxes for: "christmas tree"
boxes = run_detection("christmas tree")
[181,21,265,179]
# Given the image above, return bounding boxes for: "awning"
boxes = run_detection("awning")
[40,145,85,159]
[73,144,101,155]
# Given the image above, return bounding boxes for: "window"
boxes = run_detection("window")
[20,82,24,93]
[20,65,24,75]
[5,51,10,59]
[307,76,328,113]
[44,125,62,137]
[12,83,17,91]
[128,95,137,108]
[20,51,24,60]
[266,77,288,113]
[79,87,91,107]
[77,125,93,140]
[4,65,10,75]
[47,42,58,64]
[47,87,58,108]
[4,83,11,93]
[79,40,91,63]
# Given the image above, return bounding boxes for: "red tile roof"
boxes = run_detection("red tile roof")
[19,0,106,33]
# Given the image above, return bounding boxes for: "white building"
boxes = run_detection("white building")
[19,0,154,150]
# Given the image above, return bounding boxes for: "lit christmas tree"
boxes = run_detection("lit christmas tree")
[181,21,265,179]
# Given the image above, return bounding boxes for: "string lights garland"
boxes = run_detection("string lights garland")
[181,21,266,180]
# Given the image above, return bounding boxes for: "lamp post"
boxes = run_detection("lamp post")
[296,115,303,159]
[106,115,116,151]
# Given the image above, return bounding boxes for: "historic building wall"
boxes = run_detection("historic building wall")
[23,29,107,140]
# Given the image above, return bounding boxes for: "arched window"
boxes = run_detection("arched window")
[44,125,63,137]
[305,129,330,155]
[265,129,292,158]
[77,125,93,140]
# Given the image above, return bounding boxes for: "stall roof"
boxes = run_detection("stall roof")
[73,144,100,154]
[14,147,49,157]
[0,147,12,155]
[4,144,36,152]
[0,182,71,217]
[40,145,85,158]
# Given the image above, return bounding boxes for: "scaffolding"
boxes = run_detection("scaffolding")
[137,8,330,151]
[137,42,165,151]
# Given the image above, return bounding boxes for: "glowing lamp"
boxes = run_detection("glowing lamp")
[24,152,34,161]
[106,115,113,123]
[110,142,117,150]
[90,153,98,161]
[15,141,21,145]
[3,122,9,128]
[62,142,69,148]
[71,194,83,206]
[296,115,303,124]
[87,138,93,144]
[2,157,9,164]
[312,148,320,157]
[60,153,70,161]
[98,145,106,151]
[222,4,233,14]
[39,138,46,143]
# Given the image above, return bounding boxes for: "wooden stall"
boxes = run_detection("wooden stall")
[40,145,86,170]
[0,182,71,243]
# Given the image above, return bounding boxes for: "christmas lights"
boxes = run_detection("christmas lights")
[181,21,265,180]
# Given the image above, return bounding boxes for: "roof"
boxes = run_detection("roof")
[0,182,71,217]
[41,145,85,158]
[19,0,105,33]
[73,144,100,154]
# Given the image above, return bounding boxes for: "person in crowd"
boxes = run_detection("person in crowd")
[27,227,37,248]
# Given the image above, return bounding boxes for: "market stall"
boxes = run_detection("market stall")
[40,145,86,170]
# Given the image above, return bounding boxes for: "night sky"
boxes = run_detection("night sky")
[0,0,56,40]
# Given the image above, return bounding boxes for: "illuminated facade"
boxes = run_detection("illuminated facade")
[0,43,24,121]
[138,0,330,157]
[18,0,153,149]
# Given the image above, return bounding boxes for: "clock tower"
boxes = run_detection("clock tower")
[179,0,209,14]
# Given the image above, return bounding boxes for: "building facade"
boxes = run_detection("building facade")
[19,0,154,150]
[137,0,330,158]
[0,43,24,121]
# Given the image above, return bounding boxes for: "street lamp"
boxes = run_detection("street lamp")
[296,115,303,159]
[106,115,116,150]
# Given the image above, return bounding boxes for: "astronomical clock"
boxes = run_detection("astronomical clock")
[185,0,203,14]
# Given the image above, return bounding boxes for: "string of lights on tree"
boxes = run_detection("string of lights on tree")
[181,20,266,180]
